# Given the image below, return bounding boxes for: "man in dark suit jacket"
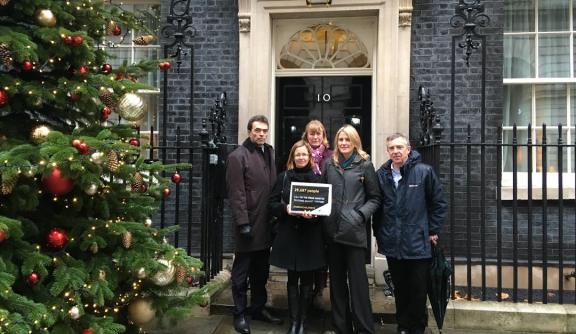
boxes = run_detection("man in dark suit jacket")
[226,115,282,334]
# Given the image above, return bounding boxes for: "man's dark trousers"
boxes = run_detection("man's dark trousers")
[232,249,271,316]
[387,257,431,333]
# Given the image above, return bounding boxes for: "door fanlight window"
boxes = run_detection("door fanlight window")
[278,24,370,69]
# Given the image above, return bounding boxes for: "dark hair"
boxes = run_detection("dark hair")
[385,133,410,147]
[247,115,269,131]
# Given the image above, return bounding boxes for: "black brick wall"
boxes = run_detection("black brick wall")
[411,1,575,264]
[157,0,239,254]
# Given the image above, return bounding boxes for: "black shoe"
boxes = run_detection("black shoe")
[233,314,250,334]
[252,309,283,325]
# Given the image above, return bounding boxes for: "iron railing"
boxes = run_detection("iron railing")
[418,124,576,305]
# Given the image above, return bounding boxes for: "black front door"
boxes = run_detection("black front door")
[275,76,372,170]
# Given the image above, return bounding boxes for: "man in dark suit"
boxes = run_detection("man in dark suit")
[226,115,282,334]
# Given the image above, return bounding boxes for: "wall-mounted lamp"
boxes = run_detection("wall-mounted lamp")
[306,0,332,6]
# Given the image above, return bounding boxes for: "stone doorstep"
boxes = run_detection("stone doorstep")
[210,269,576,333]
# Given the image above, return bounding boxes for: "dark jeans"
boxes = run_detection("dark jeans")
[387,257,431,333]
[328,243,374,334]
[231,249,271,316]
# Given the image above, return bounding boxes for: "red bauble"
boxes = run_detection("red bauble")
[101,63,112,74]
[0,89,7,108]
[82,329,94,334]
[77,142,89,155]
[27,272,40,285]
[22,60,33,71]
[63,35,74,45]
[112,25,122,36]
[162,188,171,198]
[42,168,74,196]
[72,139,82,148]
[68,92,81,102]
[171,173,182,184]
[47,228,68,249]
[101,106,112,120]
[128,138,140,146]
[72,35,84,46]
[159,62,171,70]
[76,65,89,75]
[0,230,6,242]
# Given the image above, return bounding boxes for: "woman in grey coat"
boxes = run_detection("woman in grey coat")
[323,125,382,334]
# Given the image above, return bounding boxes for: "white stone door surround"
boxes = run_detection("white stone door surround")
[237,0,413,284]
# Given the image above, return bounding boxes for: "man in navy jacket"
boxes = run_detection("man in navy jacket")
[374,133,447,334]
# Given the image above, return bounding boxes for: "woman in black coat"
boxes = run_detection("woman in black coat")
[269,140,325,334]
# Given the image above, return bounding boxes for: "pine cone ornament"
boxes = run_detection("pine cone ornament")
[99,88,116,108]
[0,0,10,7]
[122,231,132,248]
[107,150,119,172]
[0,43,12,65]
[1,175,17,195]
[175,266,187,284]
[133,35,154,45]
[131,172,144,192]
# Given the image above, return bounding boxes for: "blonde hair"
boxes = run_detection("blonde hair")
[302,120,330,148]
[286,140,315,170]
[332,125,369,163]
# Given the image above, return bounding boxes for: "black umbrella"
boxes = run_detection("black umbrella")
[427,243,452,333]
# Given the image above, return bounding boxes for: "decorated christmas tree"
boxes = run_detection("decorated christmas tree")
[0,1,211,333]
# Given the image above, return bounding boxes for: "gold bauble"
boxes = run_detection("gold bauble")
[117,93,145,122]
[0,0,11,7]
[127,298,156,325]
[36,9,57,27]
[151,259,175,286]
[31,125,51,143]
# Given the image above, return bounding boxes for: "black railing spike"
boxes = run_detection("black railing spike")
[450,0,490,66]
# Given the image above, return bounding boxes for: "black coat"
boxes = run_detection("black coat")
[322,154,382,248]
[269,167,326,271]
[226,139,277,252]
[374,150,447,259]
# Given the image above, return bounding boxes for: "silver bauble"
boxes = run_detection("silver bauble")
[85,184,98,195]
[144,218,152,227]
[31,125,51,143]
[69,305,81,320]
[91,151,104,164]
[117,93,145,122]
[151,259,175,286]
